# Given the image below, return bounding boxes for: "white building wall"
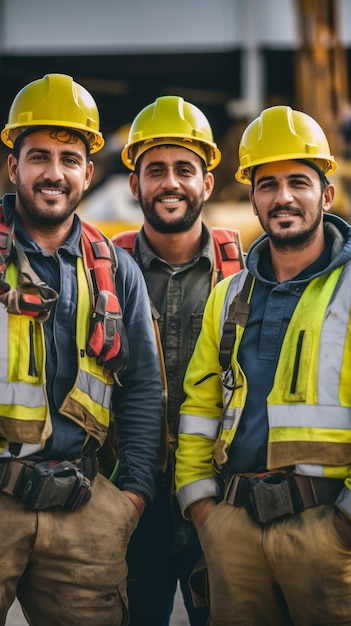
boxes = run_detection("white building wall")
[0,0,298,54]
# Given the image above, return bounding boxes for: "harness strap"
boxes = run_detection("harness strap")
[211,227,245,287]
[219,272,254,371]
[81,220,118,306]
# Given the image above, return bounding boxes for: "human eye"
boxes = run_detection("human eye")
[291,177,308,187]
[62,154,83,168]
[147,165,163,176]
[257,179,275,191]
[178,166,193,176]
[30,152,47,162]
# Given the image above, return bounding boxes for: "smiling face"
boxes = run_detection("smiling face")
[128,145,214,234]
[8,129,94,228]
[249,160,334,250]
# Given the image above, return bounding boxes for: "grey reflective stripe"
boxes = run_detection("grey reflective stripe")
[222,407,241,431]
[77,369,113,409]
[269,403,351,429]
[177,477,221,512]
[0,442,42,459]
[0,381,46,407]
[319,262,351,403]
[179,413,220,439]
[295,464,324,477]
[0,307,9,379]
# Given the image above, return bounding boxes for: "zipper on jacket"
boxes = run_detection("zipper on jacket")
[290,330,305,394]
[28,321,38,377]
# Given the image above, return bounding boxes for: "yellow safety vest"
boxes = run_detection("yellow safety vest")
[215,263,351,474]
[176,262,351,516]
[0,258,114,454]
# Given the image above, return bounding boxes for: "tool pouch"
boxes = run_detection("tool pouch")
[21,460,91,511]
[249,474,296,523]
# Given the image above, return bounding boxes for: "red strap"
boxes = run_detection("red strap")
[210,227,244,278]
[112,230,138,257]
[81,221,117,298]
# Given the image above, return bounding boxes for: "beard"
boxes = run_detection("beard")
[16,177,83,227]
[138,191,204,234]
[255,198,324,252]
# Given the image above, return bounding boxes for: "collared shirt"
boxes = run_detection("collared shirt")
[133,224,214,436]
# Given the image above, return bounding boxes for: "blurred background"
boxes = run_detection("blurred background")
[0,0,351,250]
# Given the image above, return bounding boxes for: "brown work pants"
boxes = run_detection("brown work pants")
[198,501,351,625]
[0,473,139,626]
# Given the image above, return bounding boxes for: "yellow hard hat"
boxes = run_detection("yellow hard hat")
[1,73,104,154]
[235,105,338,184]
[121,95,221,171]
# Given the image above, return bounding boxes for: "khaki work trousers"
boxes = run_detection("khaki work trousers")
[199,501,351,626]
[0,473,139,626]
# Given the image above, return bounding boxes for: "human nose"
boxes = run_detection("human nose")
[274,182,294,203]
[160,169,180,189]
[43,157,65,180]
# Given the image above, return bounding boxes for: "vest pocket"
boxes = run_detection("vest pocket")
[8,314,43,383]
[283,329,313,402]
[28,321,38,377]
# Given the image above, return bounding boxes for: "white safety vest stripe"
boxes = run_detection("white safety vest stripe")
[177,477,221,512]
[178,413,221,439]
[268,404,351,429]
[0,381,46,408]
[78,369,113,409]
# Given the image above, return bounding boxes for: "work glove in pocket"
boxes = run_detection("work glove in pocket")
[86,290,129,381]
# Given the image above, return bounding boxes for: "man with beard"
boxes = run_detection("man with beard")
[175,105,351,625]
[112,95,245,626]
[0,74,162,626]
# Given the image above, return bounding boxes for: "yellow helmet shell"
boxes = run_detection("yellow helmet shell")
[121,95,221,171]
[235,105,338,184]
[1,73,104,154]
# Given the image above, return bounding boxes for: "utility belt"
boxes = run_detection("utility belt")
[0,454,98,512]
[224,471,344,524]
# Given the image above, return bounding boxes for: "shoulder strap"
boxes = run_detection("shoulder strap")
[210,227,245,283]
[219,272,254,372]
[0,203,14,261]
[81,220,118,305]
[112,230,138,257]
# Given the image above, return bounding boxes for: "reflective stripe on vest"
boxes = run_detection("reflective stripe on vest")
[178,413,221,439]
